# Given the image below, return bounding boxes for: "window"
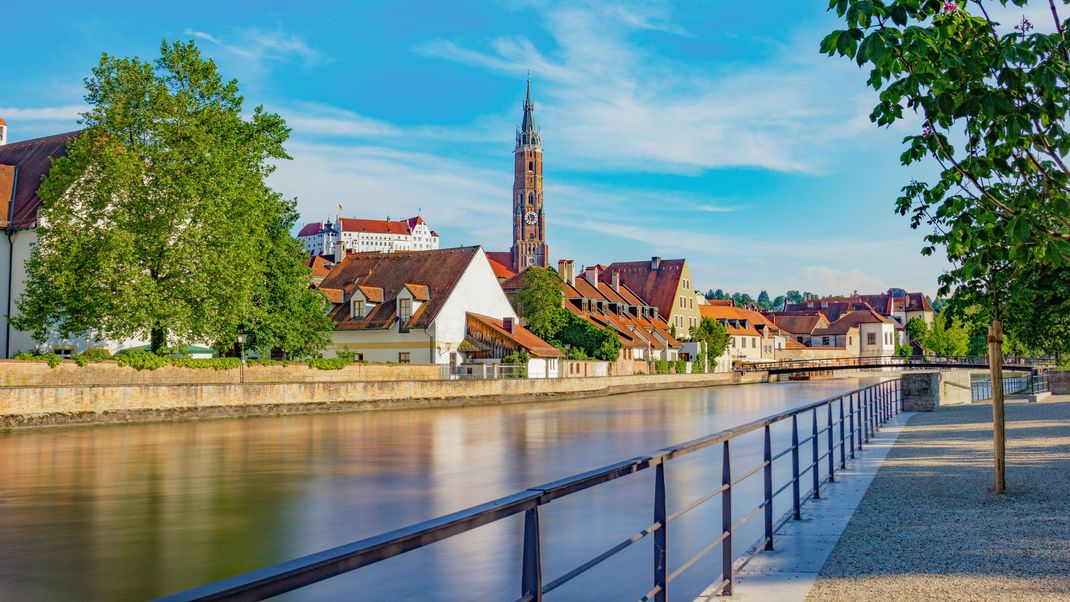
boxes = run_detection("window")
[822,336,830,345]
[352,300,365,319]
[399,298,412,321]
[753,338,757,348]
[398,352,410,364]
[528,160,534,172]
[867,332,877,345]
[731,338,736,348]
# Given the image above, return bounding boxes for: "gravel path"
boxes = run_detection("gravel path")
[806,400,1070,602]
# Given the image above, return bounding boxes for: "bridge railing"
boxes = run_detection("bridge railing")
[741,355,1042,373]
[158,379,904,602]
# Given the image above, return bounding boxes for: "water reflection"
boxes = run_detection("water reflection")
[0,378,888,601]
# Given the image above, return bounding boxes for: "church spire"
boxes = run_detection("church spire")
[517,76,541,149]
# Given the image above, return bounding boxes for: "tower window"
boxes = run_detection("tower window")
[528,160,534,172]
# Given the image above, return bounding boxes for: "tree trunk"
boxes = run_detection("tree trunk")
[150,327,166,355]
[988,320,1006,493]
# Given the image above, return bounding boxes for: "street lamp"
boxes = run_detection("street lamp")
[237,334,247,384]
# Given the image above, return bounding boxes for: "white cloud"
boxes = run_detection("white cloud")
[182,27,325,82]
[415,4,875,174]
[797,266,888,296]
[0,105,89,121]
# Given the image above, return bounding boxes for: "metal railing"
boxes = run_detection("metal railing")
[743,355,1041,374]
[971,375,1032,401]
[1032,371,1050,395]
[159,379,904,602]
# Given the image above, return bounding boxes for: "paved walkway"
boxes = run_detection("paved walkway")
[721,411,913,600]
[806,400,1070,601]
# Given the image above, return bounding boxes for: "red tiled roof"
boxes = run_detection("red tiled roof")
[0,131,81,229]
[812,309,893,335]
[307,255,332,278]
[770,312,830,335]
[320,246,480,330]
[297,222,323,237]
[486,251,513,271]
[337,217,413,235]
[356,285,384,303]
[467,313,564,358]
[601,259,687,320]
[707,299,733,306]
[404,283,431,301]
[320,288,344,304]
[488,257,516,280]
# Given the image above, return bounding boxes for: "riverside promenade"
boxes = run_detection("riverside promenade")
[739,398,1070,601]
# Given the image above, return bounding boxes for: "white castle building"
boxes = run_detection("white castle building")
[297,216,439,256]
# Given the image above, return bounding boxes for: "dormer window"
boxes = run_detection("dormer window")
[399,297,413,321]
[352,299,365,319]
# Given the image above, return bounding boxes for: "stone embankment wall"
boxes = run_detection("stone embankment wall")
[902,370,973,411]
[0,362,753,428]
[1047,370,1070,394]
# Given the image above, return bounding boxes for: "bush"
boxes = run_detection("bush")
[336,348,359,364]
[306,357,350,370]
[14,351,63,368]
[170,357,242,370]
[675,360,688,374]
[115,349,171,371]
[248,359,292,367]
[655,360,672,374]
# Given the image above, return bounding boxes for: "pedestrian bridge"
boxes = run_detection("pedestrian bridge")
[742,355,1039,376]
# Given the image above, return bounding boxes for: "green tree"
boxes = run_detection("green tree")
[689,317,730,371]
[556,313,621,361]
[785,290,804,305]
[1004,265,1070,362]
[926,312,971,357]
[822,0,1070,493]
[905,317,929,348]
[512,266,567,342]
[13,40,327,355]
[772,295,787,311]
[757,290,772,309]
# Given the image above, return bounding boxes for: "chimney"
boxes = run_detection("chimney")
[334,239,346,263]
[503,317,515,334]
[651,256,661,270]
[558,259,575,286]
[584,265,600,288]
[0,118,7,146]
[612,271,620,292]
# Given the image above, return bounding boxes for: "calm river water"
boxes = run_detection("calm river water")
[0,377,890,601]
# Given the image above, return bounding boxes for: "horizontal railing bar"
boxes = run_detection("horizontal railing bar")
[731,461,768,487]
[732,504,763,532]
[666,531,729,585]
[773,478,795,498]
[530,456,653,504]
[667,484,728,523]
[639,583,663,602]
[541,520,662,596]
[771,447,794,461]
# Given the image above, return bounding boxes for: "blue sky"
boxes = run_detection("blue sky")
[8,0,1036,297]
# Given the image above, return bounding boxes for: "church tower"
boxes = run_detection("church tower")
[511,79,549,272]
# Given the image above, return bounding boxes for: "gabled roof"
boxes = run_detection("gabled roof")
[487,251,514,272]
[403,283,431,301]
[601,259,687,320]
[487,257,516,280]
[356,285,384,303]
[812,309,894,335]
[769,312,830,335]
[320,246,480,330]
[466,313,563,358]
[307,255,332,279]
[0,131,81,230]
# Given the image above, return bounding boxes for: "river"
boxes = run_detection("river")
[0,377,891,601]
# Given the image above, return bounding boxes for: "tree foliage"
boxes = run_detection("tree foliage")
[905,316,930,344]
[823,0,1070,303]
[13,40,330,355]
[512,266,567,341]
[926,311,971,356]
[689,317,731,370]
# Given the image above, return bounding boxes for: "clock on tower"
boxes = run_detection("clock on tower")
[511,78,549,272]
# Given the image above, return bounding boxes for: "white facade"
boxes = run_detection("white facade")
[326,248,517,365]
[299,217,439,257]
[860,322,896,357]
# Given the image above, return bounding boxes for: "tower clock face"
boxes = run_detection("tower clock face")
[524,210,538,225]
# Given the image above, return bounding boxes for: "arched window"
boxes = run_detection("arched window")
[528,160,534,172]
[529,233,535,239]
[528,191,535,204]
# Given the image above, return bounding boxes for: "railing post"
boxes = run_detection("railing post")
[791,414,801,520]
[721,441,733,596]
[654,460,667,602]
[811,408,820,499]
[763,425,773,551]
[838,396,846,469]
[521,507,542,602]
[827,402,835,482]
[849,393,856,457]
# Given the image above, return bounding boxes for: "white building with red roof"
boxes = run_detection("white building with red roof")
[297,215,439,257]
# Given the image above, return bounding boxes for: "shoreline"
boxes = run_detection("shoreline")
[1,372,768,430]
